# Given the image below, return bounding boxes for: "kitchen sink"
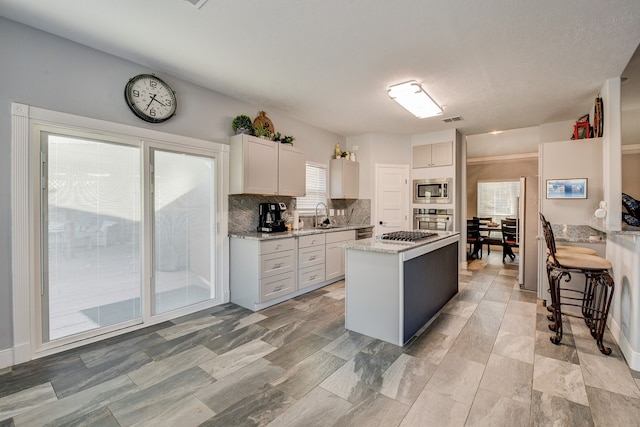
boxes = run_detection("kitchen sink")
[314,225,344,230]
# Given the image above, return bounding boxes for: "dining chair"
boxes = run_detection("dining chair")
[475,216,497,254]
[466,218,482,259]
[501,218,519,262]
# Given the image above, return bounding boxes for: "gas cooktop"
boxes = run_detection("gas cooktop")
[378,231,438,243]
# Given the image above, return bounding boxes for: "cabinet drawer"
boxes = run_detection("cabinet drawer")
[260,271,296,302]
[299,246,325,268]
[298,233,325,249]
[260,238,295,255]
[326,230,355,244]
[298,264,326,289]
[260,250,295,278]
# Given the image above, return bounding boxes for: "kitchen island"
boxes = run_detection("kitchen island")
[341,232,459,346]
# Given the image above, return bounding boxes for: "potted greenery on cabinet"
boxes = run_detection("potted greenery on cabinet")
[232,115,254,135]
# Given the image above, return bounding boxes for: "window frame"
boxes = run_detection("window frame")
[476,179,521,222]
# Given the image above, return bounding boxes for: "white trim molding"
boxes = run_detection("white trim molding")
[467,152,538,164]
[11,102,33,366]
[622,144,640,155]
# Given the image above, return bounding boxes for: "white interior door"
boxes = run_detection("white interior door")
[375,165,410,235]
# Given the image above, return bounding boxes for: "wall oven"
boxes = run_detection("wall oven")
[413,178,452,204]
[413,208,454,231]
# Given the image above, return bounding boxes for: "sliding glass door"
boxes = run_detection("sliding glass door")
[40,130,219,344]
[43,133,142,341]
[152,150,216,314]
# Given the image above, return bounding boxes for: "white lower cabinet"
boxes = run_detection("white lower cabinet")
[298,234,326,289]
[326,230,355,280]
[230,230,356,311]
[230,236,297,310]
[260,271,296,302]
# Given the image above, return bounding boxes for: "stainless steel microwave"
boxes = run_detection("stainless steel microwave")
[413,178,452,204]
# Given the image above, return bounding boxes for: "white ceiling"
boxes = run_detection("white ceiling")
[1,0,640,138]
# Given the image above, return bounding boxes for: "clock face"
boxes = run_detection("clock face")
[124,74,177,123]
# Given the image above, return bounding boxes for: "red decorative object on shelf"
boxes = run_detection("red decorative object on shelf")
[573,121,590,139]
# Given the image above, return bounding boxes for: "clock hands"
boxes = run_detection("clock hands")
[145,94,170,111]
[145,94,157,111]
[151,96,169,107]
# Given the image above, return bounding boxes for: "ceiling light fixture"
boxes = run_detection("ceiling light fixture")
[388,81,442,118]
[489,130,503,135]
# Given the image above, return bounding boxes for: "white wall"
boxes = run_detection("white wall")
[601,78,623,230]
[539,120,576,143]
[0,18,345,353]
[345,133,411,200]
[539,138,604,224]
[467,126,540,158]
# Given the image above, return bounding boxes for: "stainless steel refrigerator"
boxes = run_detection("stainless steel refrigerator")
[518,176,539,291]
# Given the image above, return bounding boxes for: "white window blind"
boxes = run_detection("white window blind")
[477,180,520,222]
[297,162,327,214]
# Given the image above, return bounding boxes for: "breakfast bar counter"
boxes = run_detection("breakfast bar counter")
[340,232,459,346]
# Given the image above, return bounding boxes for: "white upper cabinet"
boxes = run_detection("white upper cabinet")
[412,141,453,168]
[330,158,359,199]
[278,143,306,197]
[229,134,305,196]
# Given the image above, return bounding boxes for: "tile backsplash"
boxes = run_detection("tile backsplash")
[228,195,371,234]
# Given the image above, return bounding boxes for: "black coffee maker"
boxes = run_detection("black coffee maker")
[258,202,287,232]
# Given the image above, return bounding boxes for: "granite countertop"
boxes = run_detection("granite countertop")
[551,224,607,243]
[339,231,460,254]
[588,219,640,236]
[229,224,374,241]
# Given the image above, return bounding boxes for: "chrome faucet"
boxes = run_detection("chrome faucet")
[315,202,328,227]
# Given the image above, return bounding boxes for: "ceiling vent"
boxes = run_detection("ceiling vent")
[442,116,463,123]
[184,0,208,8]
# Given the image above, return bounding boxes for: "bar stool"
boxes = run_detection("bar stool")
[539,214,614,355]
[539,213,598,256]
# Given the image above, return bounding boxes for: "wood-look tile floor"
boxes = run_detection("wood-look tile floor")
[2,252,640,426]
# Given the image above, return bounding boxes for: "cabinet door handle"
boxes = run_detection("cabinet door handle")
[274,285,283,291]
[273,263,282,268]
[309,256,317,260]
[275,245,281,250]
[310,275,317,280]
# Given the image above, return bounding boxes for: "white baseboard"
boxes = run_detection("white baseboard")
[608,316,640,371]
[0,347,14,370]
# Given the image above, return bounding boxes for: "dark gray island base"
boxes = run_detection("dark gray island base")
[341,233,459,346]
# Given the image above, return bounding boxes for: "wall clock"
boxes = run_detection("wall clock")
[124,74,177,123]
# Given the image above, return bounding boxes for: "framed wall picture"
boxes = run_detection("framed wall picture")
[546,178,588,199]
